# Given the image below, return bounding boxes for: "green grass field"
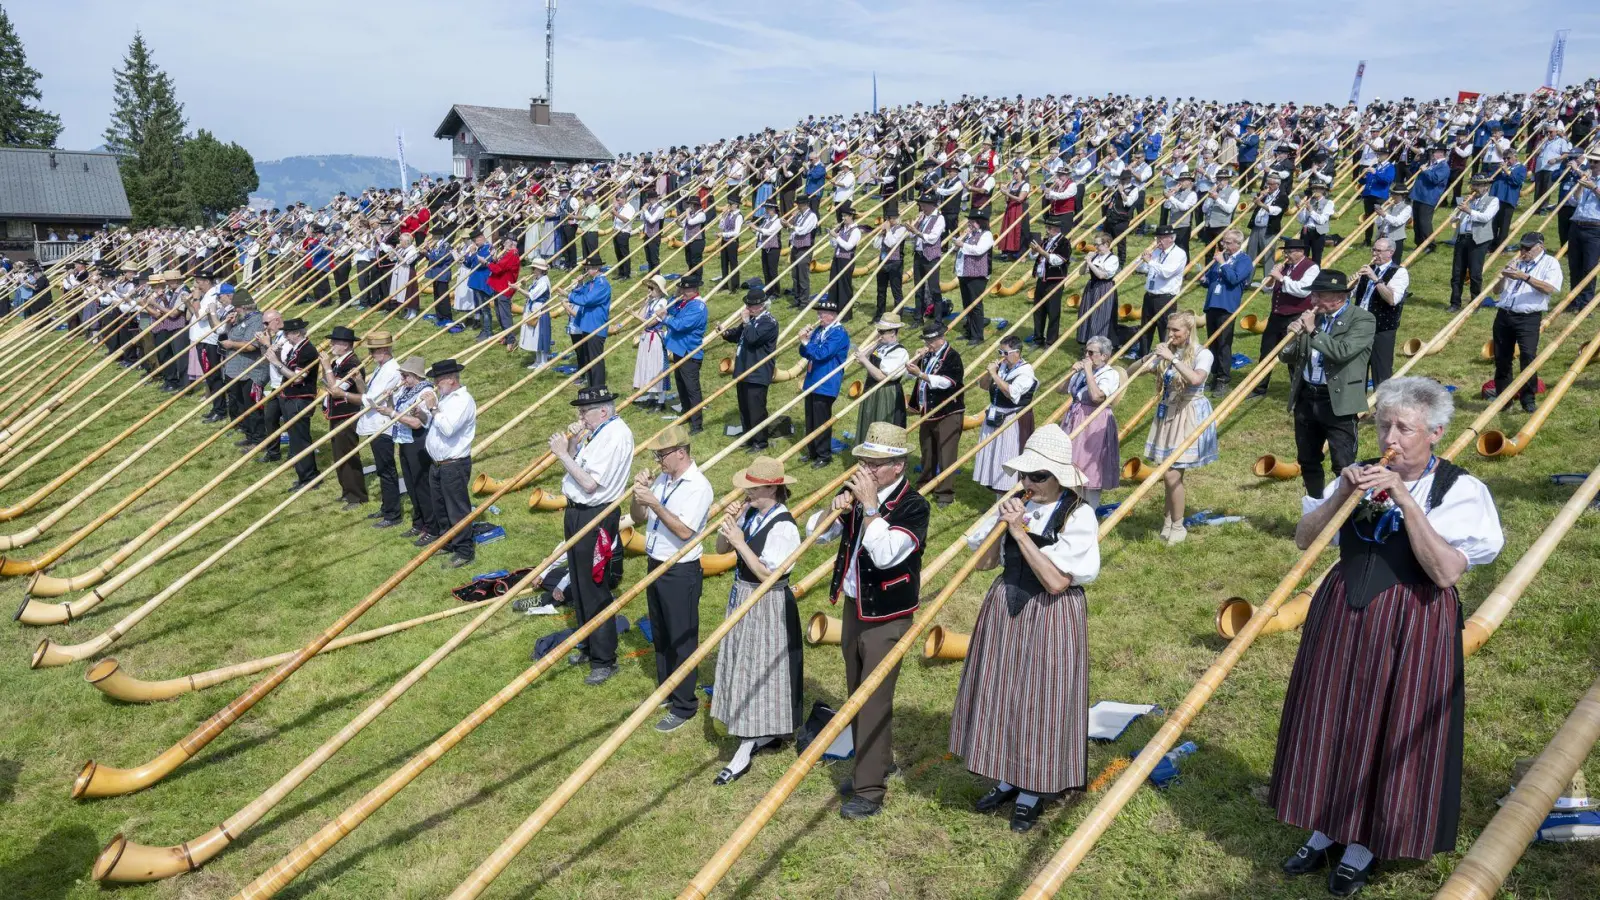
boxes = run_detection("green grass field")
[1,187,1598,900]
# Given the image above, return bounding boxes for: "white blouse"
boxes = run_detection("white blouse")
[748,504,801,573]
[967,500,1100,585]
[1301,468,1504,567]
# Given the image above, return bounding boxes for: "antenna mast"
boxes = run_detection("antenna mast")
[546,0,557,106]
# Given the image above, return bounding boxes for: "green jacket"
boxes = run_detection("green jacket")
[1278,303,1376,418]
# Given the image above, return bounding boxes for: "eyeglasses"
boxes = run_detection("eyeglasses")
[652,447,682,461]
[1020,471,1052,484]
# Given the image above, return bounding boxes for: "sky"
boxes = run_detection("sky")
[10,0,1600,170]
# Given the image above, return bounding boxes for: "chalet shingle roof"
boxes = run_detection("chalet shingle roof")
[0,148,133,222]
[434,105,613,162]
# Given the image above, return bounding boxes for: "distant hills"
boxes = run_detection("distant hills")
[251,155,447,209]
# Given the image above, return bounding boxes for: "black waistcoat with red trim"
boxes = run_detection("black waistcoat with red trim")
[827,477,930,621]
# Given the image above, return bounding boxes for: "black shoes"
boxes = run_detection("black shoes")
[568,651,591,667]
[839,795,882,820]
[1281,840,1336,876]
[373,518,402,529]
[1447,303,1462,313]
[1327,858,1377,897]
[1249,385,1270,398]
[202,413,226,424]
[584,665,618,686]
[713,765,746,786]
[439,553,471,569]
[366,511,385,519]
[974,784,1019,813]
[811,458,831,469]
[1009,800,1044,833]
[413,532,436,547]
[341,500,364,512]
[402,526,422,538]
[1521,396,1537,413]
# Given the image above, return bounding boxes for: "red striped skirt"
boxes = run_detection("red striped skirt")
[948,580,1087,793]
[1269,566,1464,860]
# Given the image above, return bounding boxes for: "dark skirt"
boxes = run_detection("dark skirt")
[1269,566,1464,861]
[949,579,1088,793]
[1075,276,1117,345]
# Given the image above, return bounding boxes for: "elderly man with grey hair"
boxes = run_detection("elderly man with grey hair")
[1272,375,1502,896]
[1349,237,1411,388]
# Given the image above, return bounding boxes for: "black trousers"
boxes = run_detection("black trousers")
[1535,169,1554,207]
[565,502,621,668]
[334,260,353,303]
[163,329,188,388]
[199,343,228,416]
[1492,309,1542,402]
[646,558,703,719]
[572,332,606,389]
[330,419,368,502]
[561,224,579,269]
[1413,201,1437,251]
[828,257,854,315]
[428,456,474,559]
[432,277,451,321]
[1558,205,1576,248]
[1256,311,1298,392]
[1135,291,1174,357]
[790,244,812,301]
[612,233,631,279]
[1032,277,1065,346]
[1293,383,1358,500]
[684,238,705,276]
[1492,203,1516,249]
[737,381,769,447]
[1569,221,1600,310]
[671,353,703,428]
[912,254,938,318]
[1173,226,1192,259]
[371,433,402,522]
[958,276,987,342]
[227,379,265,442]
[280,395,319,484]
[875,260,903,319]
[398,432,435,533]
[261,394,284,460]
[761,247,782,295]
[1305,230,1327,264]
[1449,236,1487,307]
[720,240,740,287]
[1198,225,1223,254]
[804,393,835,461]
[1362,196,1380,244]
[644,235,661,273]
[1371,328,1397,388]
[580,231,600,265]
[1204,306,1235,385]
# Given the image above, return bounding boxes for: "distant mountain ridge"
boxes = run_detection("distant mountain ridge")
[251,155,447,209]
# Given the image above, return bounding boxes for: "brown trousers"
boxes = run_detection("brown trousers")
[328,418,368,502]
[842,600,911,803]
[916,412,963,503]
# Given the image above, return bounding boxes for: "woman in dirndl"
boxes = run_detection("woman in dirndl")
[1271,377,1503,897]
[517,256,554,369]
[710,456,804,786]
[631,274,671,409]
[1075,231,1119,345]
[973,335,1037,494]
[997,168,1031,260]
[1139,310,1217,545]
[1056,335,1121,508]
[950,423,1099,834]
[853,313,909,439]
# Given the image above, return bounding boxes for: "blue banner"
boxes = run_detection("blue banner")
[1546,30,1570,89]
[1349,60,1366,105]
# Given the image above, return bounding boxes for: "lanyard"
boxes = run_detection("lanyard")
[648,475,687,536]
[578,415,618,453]
[744,503,782,538]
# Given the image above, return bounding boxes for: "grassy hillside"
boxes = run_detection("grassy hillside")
[0,171,1597,900]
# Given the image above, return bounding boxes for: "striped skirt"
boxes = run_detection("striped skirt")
[1269,567,1464,861]
[948,579,1088,794]
[1143,392,1219,470]
[711,578,803,739]
[973,410,1035,491]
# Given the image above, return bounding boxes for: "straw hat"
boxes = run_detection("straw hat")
[644,424,692,452]
[398,355,426,379]
[1003,424,1086,487]
[732,455,797,489]
[365,330,395,349]
[528,256,551,270]
[649,274,670,294]
[874,312,903,332]
[851,422,911,460]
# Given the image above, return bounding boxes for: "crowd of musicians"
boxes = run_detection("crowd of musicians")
[15,79,1600,896]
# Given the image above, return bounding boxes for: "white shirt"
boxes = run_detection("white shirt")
[190,286,221,344]
[1086,252,1120,279]
[990,360,1036,408]
[966,499,1100,586]
[1497,249,1563,313]
[746,504,801,573]
[1302,469,1504,567]
[806,479,919,599]
[1353,263,1411,311]
[357,357,403,436]
[265,329,288,388]
[1279,261,1320,298]
[1138,244,1186,295]
[424,386,476,461]
[643,463,714,562]
[561,416,634,506]
[871,343,909,379]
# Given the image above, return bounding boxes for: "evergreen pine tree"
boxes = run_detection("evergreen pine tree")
[106,31,193,226]
[0,4,63,147]
[183,129,259,221]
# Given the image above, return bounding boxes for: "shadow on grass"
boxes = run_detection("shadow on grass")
[239,735,439,849]
[0,823,97,900]
[278,717,618,900]
[0,757,18,803]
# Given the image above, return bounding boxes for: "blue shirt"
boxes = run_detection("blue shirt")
[663,295,707,359]
[1202,251,1253,313]
[1573,183,1600,223]
[1412,160,1451,207]
[569,275,612,336]
[804,163,827,198]
[465,243,492,292]
[1238,132,1260,165]
[1143,133,1162,163]
[1360,162,1395,200]
[1490,164,1527,208]
[798,321,849,397]
[425,245,452,280]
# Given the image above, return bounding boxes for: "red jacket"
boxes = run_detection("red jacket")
[487,249,522,296]
[401,206,431,235]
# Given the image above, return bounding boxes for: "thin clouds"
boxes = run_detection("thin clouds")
[9,0,1600,168]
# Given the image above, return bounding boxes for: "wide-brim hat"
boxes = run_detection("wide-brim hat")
[967,208,991,222]
[426,358,465,379]
[732,455,798,489]
[1389,186,1410,195]
[916,193,938,205]
[743,286,768,306]
[528,256,551,270]
[1002,423,1087,487]
[329,325,358,343]
[874,312,903,331]
[644,423,693,452]
[678,273,702,289]
[1281,237,1308,251]
[649,274,670,294]
[365,330,394,349]
[398,355,427,379]
[1471,172,1495,184]
[1153,226,1176,237]
[851,422,911,460]
[571,385,617,407]
[1308,269,1349,293]
[282,318,309,333]
[1216,167,1236,178]
[1176,172,1196,181]
[815,298,841,313]
[920,321,946,340]
[159,269,184,283]
[836,201,856,219]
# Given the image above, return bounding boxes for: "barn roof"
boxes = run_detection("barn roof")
[0,148,133,222]
[434,105,613,162]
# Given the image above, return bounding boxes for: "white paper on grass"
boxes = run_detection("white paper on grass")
[822,724,854,761]
[1088,701,1159,741]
